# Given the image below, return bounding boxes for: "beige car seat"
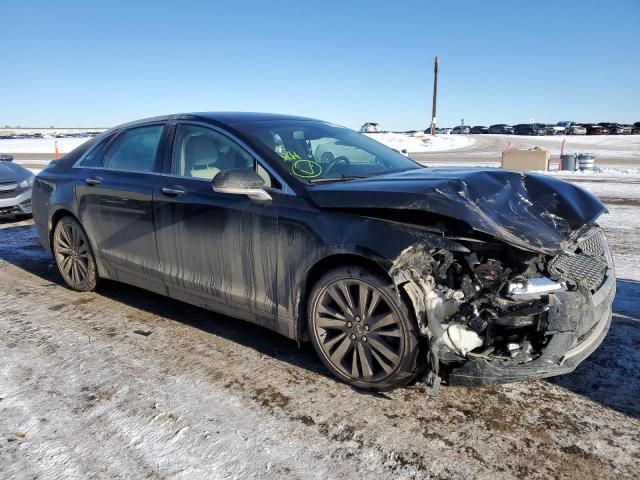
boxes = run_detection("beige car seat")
[184,134,221,179]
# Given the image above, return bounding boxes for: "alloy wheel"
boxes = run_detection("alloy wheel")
[54,222,90,286]
[313,279,405,382]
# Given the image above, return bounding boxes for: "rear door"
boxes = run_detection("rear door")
[76,123,167,287]
[152,122,280,322]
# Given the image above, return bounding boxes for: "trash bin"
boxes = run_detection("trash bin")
[560,154,576,171]
[577,153,596,171]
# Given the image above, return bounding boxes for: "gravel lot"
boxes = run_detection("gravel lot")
[1,184,639,479]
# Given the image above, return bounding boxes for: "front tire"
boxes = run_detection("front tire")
[52,216,98,292]
[307,266,422,391]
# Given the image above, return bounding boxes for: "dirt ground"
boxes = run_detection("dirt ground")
[1,189,639,479]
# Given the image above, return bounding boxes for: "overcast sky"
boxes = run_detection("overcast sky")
[2,0,639,129]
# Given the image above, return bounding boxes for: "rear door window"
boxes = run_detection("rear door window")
[103,125,164,172]
[79,135,114,167]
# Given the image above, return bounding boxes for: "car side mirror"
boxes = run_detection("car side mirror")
[0,154,14,162]
[212,169,272,202]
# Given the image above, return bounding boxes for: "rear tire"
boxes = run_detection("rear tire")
[52,216,98,292]
[307,266,422,391]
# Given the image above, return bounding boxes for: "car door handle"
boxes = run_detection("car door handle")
[161,186,187,196]
[85,176,103,186]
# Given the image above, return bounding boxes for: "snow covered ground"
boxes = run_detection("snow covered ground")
[364,132,475,153]
[0,137,89,155]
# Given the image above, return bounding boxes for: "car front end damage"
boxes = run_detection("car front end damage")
[390,225,615,391]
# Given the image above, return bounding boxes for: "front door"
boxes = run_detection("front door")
[153,123,279,323]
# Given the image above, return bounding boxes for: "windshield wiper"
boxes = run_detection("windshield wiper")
[308,175,368,184]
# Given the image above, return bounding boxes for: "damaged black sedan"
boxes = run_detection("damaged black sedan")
[32,113,615,392]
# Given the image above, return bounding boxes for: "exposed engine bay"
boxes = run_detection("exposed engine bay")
[390,225,615,394]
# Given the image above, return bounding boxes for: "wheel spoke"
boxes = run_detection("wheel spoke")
[70,261,78,283]
[322,332,346,351]
[77,241,88,256]
[316,316,347,330]
[375,329,402,338]
[60,255,73,276]
[367,336,400,365]
[56,246,73,255]
[317,303,346,321]
[76,258,88,277]
[368,312,397,332]
[330,335,353,365]
[59,226,72,248]
[351,345,360,377]
[337,282,356,314]
[365,289,381,320]
[358,343,374,378]
[358,283,369,319]
[370,347,395,374]
[327,285,351,316]
[70,225,78,248]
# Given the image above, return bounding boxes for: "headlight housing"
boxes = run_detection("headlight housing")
[19,175,34,189]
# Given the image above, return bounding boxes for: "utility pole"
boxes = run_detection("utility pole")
[430,56,439,135]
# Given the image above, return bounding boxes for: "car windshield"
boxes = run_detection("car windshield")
[234,120,421,183]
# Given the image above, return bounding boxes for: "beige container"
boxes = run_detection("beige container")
[501,147,550,172]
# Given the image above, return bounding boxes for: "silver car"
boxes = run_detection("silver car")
[0,155,34,217]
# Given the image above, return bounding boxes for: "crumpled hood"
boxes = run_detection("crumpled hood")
[307,167,607,254]
[0,161,31,183]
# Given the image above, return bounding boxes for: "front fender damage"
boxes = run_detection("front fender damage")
[389,227,615,396]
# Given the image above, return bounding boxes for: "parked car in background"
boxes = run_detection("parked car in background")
[632,122,640,134]
[551,123,568,135]
[545,124,565,135]
[31,112,616,392]
[598,123,631,135]
[581,124,608,135]
[451,125,471,134]
[565,124,587,135]
[470,126,489,134]
[0,154,34,218]
[359,122,380,134]
[488,124,514,134]
[513,123,546,135]
[435,127,452,134]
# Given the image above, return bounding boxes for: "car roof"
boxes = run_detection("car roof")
[112,112,322,130]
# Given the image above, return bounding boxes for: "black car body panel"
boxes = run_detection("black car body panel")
[488,124,514,134]
[32,112,615,388]
[513,124,546,135]
[308,168,606,255]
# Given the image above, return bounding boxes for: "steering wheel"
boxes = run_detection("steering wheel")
[324,156,350,177]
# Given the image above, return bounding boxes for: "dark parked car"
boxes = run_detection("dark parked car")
[0,154,34,218]
[470,126,489,134]
[513,123,546,135]
[32,113,615,392]
[581,124,608,135]
[598,123,630,135]
[488,124,514,134]
[633,122,640,134]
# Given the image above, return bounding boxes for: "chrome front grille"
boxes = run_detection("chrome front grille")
[577,228,608,256]
[549,228,611,291]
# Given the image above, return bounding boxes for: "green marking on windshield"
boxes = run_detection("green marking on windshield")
[292,159,322,178]
[279,151,303,162]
